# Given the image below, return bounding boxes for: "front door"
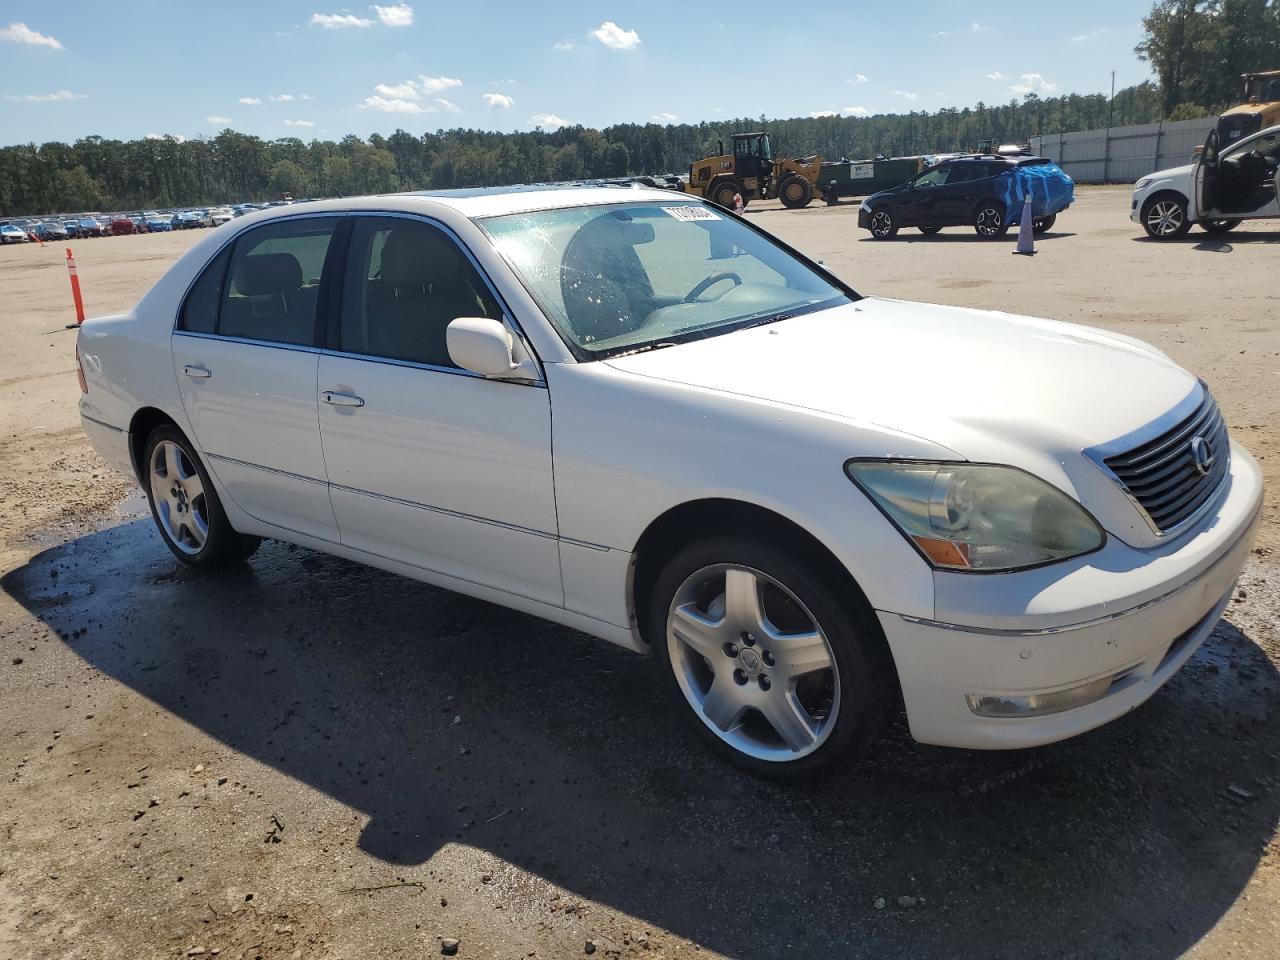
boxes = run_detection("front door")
[903,165,952,225]
[315,214,562,607]
[171,215,343,542]
[1194,127,1220,218]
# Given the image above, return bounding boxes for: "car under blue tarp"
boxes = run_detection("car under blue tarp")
[993,162,1075,224]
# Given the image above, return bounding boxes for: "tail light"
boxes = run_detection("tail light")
[75,343,88,394]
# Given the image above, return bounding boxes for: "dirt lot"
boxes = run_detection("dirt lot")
[1,187,1278,960]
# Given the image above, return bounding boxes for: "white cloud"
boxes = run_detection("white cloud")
[847,73,869,84]
[373,3,414,27]
[531,113,571,129]
[374,81,419,99]
[651,111,677,123]
[892,90,919,100]
[1071,27,1109,42]
[271,93,315,102]
[971,21,991,32]
[435,97,461,113]
[590,21,640,50]
[4,89,86,102]
[418,75,461,94]
[311,12,373,28]
[936,22,990,38]
[206,114,232,124]
[146,133,187,142]
[986,71,1006,80]
[843,106,870,117]
[1010,73,1057,95]
[285,119,315,127]
[484,92,515,109]
[362,95,425,113]
[0,22,63,49]
[808,110,838,118]
[553,40,576,51]
[239,96,262,105]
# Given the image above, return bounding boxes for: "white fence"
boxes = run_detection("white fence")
[1030,116,1214,184]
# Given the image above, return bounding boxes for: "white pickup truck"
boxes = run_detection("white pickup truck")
[1132,122,1280,238]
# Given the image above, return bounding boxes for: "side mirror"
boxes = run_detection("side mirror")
[447,317,537,380]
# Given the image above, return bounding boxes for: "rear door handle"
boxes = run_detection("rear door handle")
[321,390,365,408]
[182,364,212,379]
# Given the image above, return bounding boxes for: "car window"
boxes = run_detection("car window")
[218,217,339,346]
[1223,132,1280,163]
[481,201,849,360]
[179,246,232,334]
[915,167,951,188]
[338,217,501,368]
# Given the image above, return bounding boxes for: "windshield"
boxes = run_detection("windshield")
[480,201,852,359]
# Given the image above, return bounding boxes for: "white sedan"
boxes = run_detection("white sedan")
[77,186,1262,777]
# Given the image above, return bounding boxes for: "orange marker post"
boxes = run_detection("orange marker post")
[65,248,86,328]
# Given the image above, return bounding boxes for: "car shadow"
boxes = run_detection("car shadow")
[1132,230,1280,249]
[4,519,1278,960]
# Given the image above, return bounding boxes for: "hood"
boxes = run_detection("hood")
[1146,163,1193,183]
[606,298,1199,542]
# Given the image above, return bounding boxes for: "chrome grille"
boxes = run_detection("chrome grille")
[1100,390,1230,535]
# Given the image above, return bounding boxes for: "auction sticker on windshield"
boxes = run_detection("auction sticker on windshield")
[663,205,721,222]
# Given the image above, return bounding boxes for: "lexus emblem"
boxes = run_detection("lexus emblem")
[1190,435,1214,475]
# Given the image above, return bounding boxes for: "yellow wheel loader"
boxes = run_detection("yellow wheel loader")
[1218,70,1280,146]
[683,132,823,209]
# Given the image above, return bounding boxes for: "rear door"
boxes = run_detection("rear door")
[1194,127,1220,218]
[171,215,343,542]
[315,214,562,606]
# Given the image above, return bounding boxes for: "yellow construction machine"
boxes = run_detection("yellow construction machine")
[683,132,823,209]
[1218,70,1280,146]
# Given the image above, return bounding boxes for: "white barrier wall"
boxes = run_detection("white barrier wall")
[1030,116,1214,184]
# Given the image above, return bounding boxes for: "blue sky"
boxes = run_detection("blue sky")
[1,0,1156,146]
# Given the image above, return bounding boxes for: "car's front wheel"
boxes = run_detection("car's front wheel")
[974,202,1009,238]
[917,225,943,236]
[651,537,893,779]
[143,425,260,567]
[868,206,898,239]
[1142,194,1191,239]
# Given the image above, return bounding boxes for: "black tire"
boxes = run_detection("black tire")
[1031,214,1056,234]
[1200,218,1239,234]
[974,202,1010,238]
[710,179,744,210]
[1141,193,1192,239]
[778,175,814,209]
[867,206,898,239]
[649,536,894,780]
[917,225,943,236]
[142,425,260,567]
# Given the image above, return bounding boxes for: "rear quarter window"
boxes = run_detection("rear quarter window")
[178,246,231,334]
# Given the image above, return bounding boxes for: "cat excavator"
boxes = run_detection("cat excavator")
[683,132,823,209]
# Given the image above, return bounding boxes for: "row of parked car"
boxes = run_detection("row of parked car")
[0,201,292,245]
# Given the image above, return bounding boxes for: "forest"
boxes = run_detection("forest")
[1,0,1276,215]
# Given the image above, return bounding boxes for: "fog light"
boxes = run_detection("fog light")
[966,675,1117,718]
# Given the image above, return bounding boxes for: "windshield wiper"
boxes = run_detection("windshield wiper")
[607,341,678,359]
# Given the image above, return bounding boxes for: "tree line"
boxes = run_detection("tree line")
[4,0,1275,216]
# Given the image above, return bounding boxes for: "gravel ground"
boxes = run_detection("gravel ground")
[1,189,1277,959]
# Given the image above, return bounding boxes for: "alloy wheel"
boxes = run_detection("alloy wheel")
[870,211,893,237]
[1146,200,1184,236]
[976,207,1003,236]
[149,440,209,555]
[666,563,840,761]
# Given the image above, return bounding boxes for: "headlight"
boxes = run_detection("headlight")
[860,200,871,212]
[845,461,1105,572]
[1134,178,1153,191]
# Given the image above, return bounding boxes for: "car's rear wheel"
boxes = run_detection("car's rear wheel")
[917,225,943,236]
[651,537,892,779]
[974,202,1009,238]
[1200,218,1240,234]
[1032,214,1056,234]
[868,206,898,239]
[1142,195,1191,239]
[143,426,260,567]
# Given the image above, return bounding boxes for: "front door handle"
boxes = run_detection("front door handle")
[321,390,365,408]
[182,364,212,379]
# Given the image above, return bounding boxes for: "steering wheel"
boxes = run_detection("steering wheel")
[684,272,743,303]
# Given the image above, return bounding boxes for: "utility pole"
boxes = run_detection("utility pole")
[1104,69,1116,183]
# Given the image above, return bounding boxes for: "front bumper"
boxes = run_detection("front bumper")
[882,442,1262,749]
